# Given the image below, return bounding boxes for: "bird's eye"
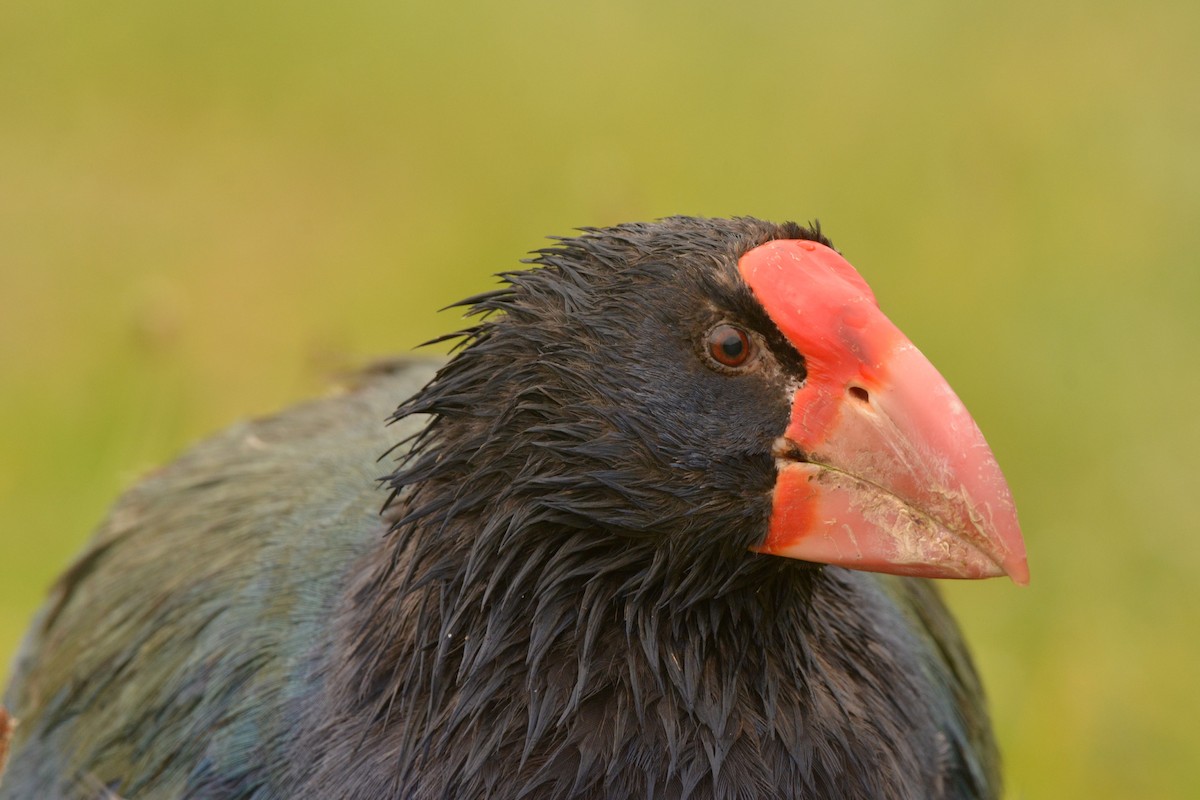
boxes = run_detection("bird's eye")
[705,324,754,369]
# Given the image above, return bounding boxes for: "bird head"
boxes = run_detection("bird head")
[389,217,1027,590]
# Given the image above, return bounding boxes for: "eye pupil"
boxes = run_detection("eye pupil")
[707,324,753,368]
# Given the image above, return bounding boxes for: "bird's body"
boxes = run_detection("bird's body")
[1,218,1023,799]
[2,363,434,797]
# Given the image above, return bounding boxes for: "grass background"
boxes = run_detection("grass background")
[2,1,1197,796]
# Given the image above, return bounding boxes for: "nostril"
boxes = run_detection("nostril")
[848,385,870,404]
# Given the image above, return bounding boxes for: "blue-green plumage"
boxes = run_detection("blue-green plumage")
[2,363,436,797]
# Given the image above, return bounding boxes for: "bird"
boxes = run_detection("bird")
[0,216,1027,799]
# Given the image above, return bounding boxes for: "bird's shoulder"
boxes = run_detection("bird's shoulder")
[872,575,1003,799]
[0,357,439,799]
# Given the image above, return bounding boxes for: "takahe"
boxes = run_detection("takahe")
[0,217,1027,799]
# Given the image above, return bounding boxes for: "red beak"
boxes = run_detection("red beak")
[739,239,1028,584]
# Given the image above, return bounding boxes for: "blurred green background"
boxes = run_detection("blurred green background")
[2,0,1197,796]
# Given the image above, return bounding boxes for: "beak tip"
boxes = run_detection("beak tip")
[1005,558,1031,587]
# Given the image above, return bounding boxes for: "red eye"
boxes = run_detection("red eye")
[706,324,753,368]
